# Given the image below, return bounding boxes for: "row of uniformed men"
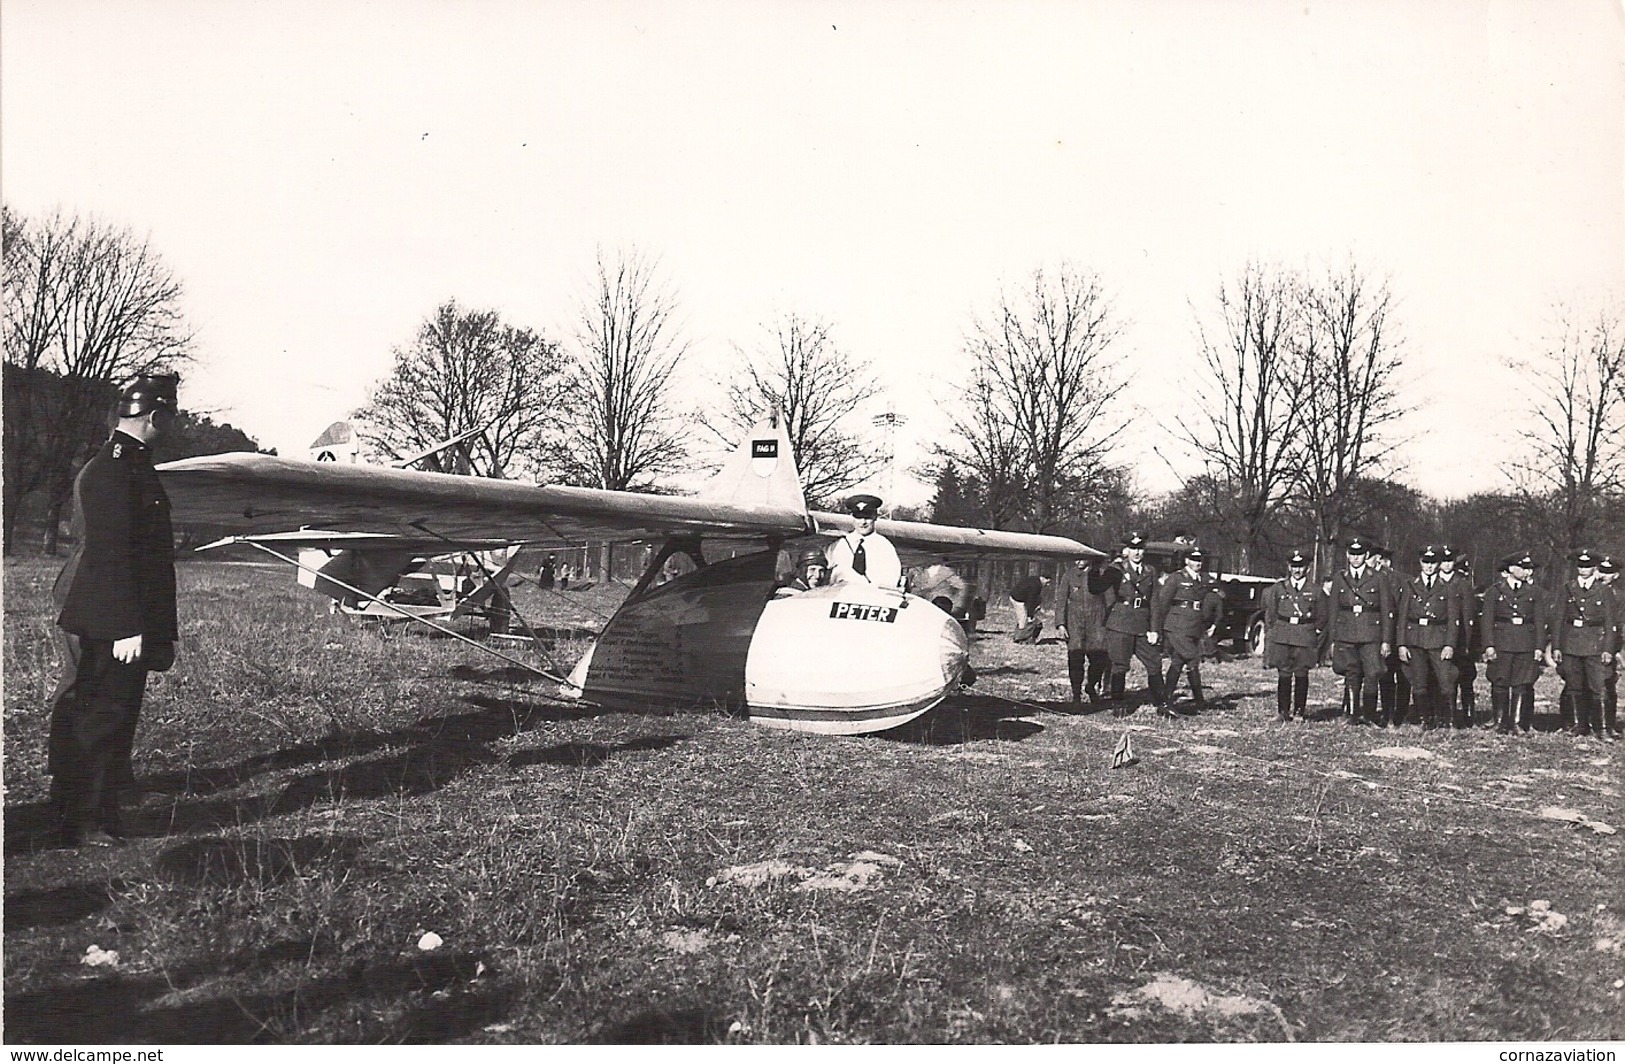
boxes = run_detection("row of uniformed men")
[1263,539,1620,739]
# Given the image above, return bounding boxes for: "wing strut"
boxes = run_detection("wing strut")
[237,539,570,684]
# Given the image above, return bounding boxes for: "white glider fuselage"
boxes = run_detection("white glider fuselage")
[561,549,968,735]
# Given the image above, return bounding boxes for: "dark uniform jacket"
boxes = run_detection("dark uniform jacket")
[1262,577,1321,648]
[1328,567,1392,645]
[56,432,178,643]
[1550,578,1619,658]
[1150,570,1221,636]
[1604,583,1624,657]
[1478,578,1546,653]
[1397,576,1460,650]
[1438,572,1477,652]
[1103,563,1159,636]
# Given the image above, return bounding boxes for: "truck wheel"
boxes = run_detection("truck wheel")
[1244,616,1265,657]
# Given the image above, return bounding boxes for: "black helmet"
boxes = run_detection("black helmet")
[118,373,180,418]
[796,544,829,569]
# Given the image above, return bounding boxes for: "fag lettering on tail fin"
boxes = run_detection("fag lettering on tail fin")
[700,409,809,520]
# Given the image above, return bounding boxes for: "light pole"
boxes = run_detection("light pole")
[871,407,908,517]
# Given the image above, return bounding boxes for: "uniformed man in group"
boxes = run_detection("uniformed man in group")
[52,373,180,847]
[1151,546,1221,711]
[1370,544,1410,726]
[1479,550,1547,735]
[1103,531,1167,714]
[1600,556,1621,738]
[1327,537,1392,726]
[824,494,902,589]
[1261,549,1321,722]
[1396,546,1461,730]
[1437,546,1479,724]
[1056,554,1113,706]
[1549,549,1619,741]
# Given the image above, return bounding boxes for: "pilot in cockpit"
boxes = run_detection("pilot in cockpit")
[774,544,832,597]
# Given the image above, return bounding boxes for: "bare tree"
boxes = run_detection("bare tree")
[1174,262,1308,569]
[1291,260,1407,571]
[355,300,564,479]
[2,207,191,553]
[1508,305,1625,556]
[704,311,879,508]
[939,263,1125,532]
[553,248,690,490]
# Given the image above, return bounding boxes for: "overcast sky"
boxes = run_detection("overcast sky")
[4,0,1622,506]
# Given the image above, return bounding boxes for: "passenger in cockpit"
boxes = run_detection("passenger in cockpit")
[775,545,832,598]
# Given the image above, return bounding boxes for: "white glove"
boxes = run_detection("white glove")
[113,635,143,663]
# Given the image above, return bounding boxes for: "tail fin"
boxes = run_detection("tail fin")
[700,409,808,517]
[309,421,359,463]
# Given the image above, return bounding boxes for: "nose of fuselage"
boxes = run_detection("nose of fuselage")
[934,605,971,686]
[745,586,970,714]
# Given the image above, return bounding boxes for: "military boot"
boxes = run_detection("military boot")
[1491,685,1512,734]
[1342,679,1364,724]
[1515,686,1535,734]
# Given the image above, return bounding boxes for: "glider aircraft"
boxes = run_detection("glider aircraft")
[294,421,523,624]
[158,415,1103,735]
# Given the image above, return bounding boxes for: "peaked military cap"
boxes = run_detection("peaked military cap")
[1419,545,1442,563]
[1438,544,1457,561]
[1287,549,1310,566]
[1122,531,1148,548]
[117,373,180,418]
[1184,547,1206,562]
[1599,556,1618,574]
[845,494,882,518]
[1345,537,1371,554]
[1573,549,1601,567]
[1501,550,1536,571]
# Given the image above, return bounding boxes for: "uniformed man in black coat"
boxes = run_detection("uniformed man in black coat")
[1396,546,1461,730]
[1550,549,1620,740]
[1327,537,1393,726]
[1261,549,1321,722]
[1600,556,1622,738]
[1151,547,1221,711]
[1437,546,1479,724]
[1103,531,1166,714]
[1371,544,1410,726]
[1480,551,1547,735]
[52,374,180,846]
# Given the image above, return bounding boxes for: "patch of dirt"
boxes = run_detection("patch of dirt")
[706,851,903,894]
[1537,806,1616,835]
[1367,746,1438,761]
[660,929,710,954]
[706,859,806,889]
[797,852,902,893]
[1109,971,1275,1022]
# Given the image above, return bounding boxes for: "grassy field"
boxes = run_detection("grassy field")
[3,555,1621,1044]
